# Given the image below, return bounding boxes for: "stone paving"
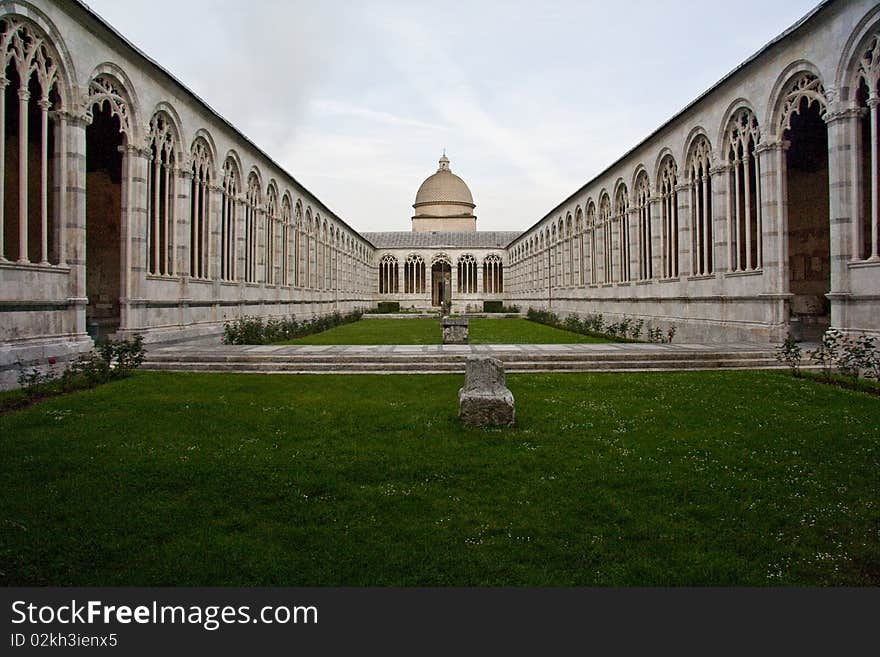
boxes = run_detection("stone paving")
[143,340,802,374]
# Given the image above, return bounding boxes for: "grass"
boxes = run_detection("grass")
[1,370,878,586]
[278,318,611,345]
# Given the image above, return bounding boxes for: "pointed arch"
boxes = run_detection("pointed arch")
[243,169,261,283]
[766,61,826,138]
[0,11,72,263]
[686,134,714,275]
[145,109,178,276]
[724,106,762,272]
[220,153,240,281]
[657,154,679,279]
[634,168,652,280]
[85,63,141,143]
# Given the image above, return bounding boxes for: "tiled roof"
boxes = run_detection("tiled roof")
[363,231,522,249]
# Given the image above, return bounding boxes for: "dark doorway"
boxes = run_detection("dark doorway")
[85,103,123,341]
[785,96,830,340]
[431,260,451,306]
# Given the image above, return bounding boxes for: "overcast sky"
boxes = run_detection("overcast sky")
[86,0,819,232]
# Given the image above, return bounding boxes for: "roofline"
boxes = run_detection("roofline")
[506,0,834,249]
[70,0,374,249]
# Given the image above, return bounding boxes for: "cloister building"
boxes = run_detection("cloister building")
[1,0,880,387]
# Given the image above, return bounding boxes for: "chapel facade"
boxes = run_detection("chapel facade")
[1,0,880,388]
[364,153,517,311]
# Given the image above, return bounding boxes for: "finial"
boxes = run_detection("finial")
[438,150,450,172]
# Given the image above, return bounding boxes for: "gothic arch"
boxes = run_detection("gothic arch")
[680,126,711,169]
[630,165,649,196]
[85,62,141,143]
[247,166,263,195]
[716,98,758,151]
[148,101,183,155]
[0,2,76,109]
[191,129,217,175]
[224,149,244,187]
[767,61,826,138]
[835,4,880,100]
[652,147,675,184]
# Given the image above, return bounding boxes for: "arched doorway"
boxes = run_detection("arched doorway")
[782,74,830,340]
[85,99,124,340]
[431,255,451,306]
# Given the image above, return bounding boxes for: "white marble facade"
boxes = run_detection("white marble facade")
[506,0,880,343]
[1,0,880,388]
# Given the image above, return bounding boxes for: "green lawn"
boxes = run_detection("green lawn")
[1,370,878,586]
[279,318,611,345]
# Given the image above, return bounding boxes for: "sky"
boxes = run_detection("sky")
[85,0,820,232]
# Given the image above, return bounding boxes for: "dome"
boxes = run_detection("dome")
[413,154,475,209]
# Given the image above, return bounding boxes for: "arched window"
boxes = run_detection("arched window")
[147,112,176,276]
[539,233,545,288]
[265,185,278,285]
[726,108,762,271]
[404,253,425,293]
[688,136,714,275]
[599,194,612,283]
[558,218,566,287]
[281,195,291,286]
[587,201,597,284]
[457,253,477,293]
[190,137,212,279]
[565,214,573,286]
[321,221,326,290]
[0,17,64,265]
[379,254,398,294]
[614,184,630,282]
[220,156,238,281]
[658,156,679,278]
[244,172,260,283]
[575,208,583,285]
[293,202,302,287]
[856,33,880,260]
[483,253,503,293]
[634,172,652,280]
[304,209,313,288]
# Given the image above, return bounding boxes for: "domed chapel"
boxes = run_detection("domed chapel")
[363,153,518,309]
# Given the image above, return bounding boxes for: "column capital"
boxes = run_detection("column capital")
[824,106,867,125]
[755,139,790,154]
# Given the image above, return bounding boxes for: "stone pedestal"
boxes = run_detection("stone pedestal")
[442,317,469,344]
[458,356,515,427]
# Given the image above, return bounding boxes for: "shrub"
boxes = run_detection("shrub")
[836,333,877,380]
[377,301,400,314]
[10,335,146,409]
[631,319,644,340]
[775,334,802,375]
[809,328,844,381]
[525,308,663,343]
[483,300,504,313]
[222,310,363,345]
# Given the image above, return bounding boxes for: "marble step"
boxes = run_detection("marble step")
[142,357,785,373]
[144,350,778,365]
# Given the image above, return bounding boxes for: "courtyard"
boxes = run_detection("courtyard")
[1,369,877,586]
[277,317,611,345]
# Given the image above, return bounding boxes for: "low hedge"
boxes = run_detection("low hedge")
[223,310,363,345]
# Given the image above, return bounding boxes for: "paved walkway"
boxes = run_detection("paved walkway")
[148,341,775,355]
[143,341,793,374]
